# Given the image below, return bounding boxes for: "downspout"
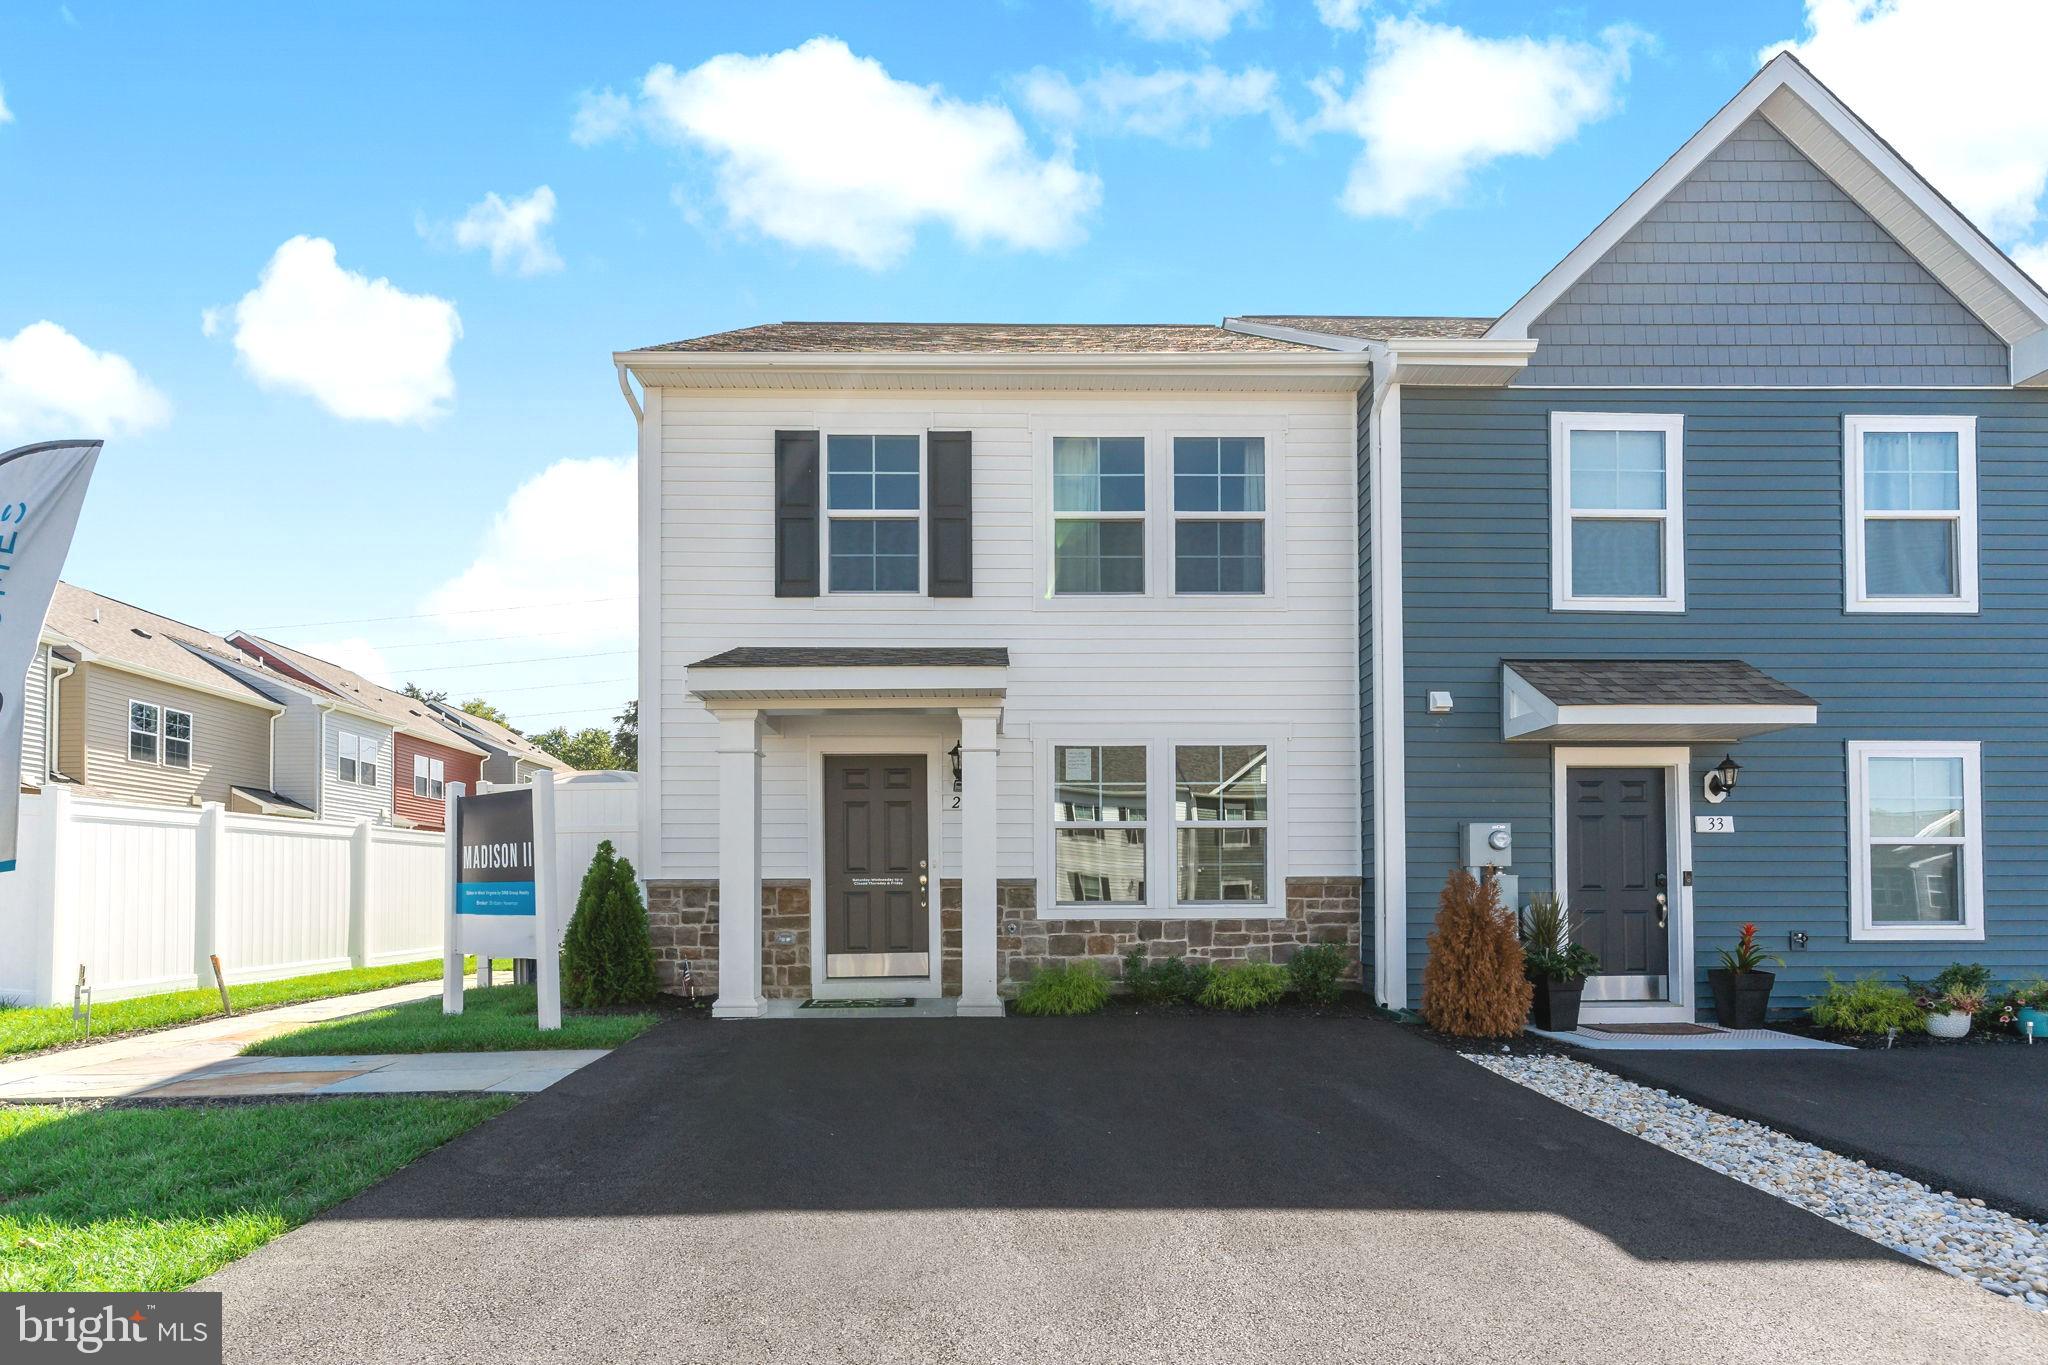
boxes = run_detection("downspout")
[615,362,643,422]
[1365,342,1407,1011]
[46,653,75,782]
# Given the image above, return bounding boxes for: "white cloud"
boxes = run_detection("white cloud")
[2014,240,2048,286]
[0,321,170,441]
[624,37,1100,268]
[294,637,395,689]
[1093,0,1260,42]
[1314,0,1371,32]
[225,236,461,424]
[571,87,633,146]
[1019,65,1277,144]
[1312,17,1643,218]
[443,185,562,276]
[422,456,636,652]
[0,83,13,125]
[1765,0,2048,245]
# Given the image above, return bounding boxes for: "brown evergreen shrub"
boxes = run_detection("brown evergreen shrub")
[1419,867,1531,1038]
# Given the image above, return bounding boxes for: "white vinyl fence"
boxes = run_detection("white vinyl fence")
[0,773,640,1008]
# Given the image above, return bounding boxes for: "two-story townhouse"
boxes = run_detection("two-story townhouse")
[225,634,488,832]
[424,700,577,785]
[1229,53,2048,1023]
[620,325,1369,1016]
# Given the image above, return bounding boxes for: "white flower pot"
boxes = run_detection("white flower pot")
[1926,1010,1972,1040]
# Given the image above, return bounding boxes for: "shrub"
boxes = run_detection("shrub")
[1123,951,1207,1005]
[1931,962,1993,996]
[1286,944,1347,1008]
[1015,963,1111,1016]
[1520,893,1600,985]
[1809,973,1925,1035]
[560,841,659,1008]
[1198,961,1289,1011]
[1420,868,1531,1038]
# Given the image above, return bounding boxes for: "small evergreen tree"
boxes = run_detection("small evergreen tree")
[561,840,658,1007]
[1419,867,1531,1038]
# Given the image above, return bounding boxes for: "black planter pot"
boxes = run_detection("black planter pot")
[1529,975,1586,1031]
[1708,968,1775,1028]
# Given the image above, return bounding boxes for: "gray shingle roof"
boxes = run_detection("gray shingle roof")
[425,699,574,773]
[1504,659,1815,708]
[642,322,1322,355]
[44,583,285,708]
[1231,315,1498,342]
[691,647,1010,668]
[228,633,491,756]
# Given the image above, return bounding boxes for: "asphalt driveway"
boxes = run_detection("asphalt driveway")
[204,1015,2045,1363]
[1590,1042,2048,1222]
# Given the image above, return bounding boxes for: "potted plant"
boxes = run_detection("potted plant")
[1914,963,1990,1040]
[1995,979,2048,1040]
[1519,893,1601,1032]
[1707,923,1782,1028]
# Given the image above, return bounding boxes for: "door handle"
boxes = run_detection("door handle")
[1655,893,1668,928]
[918,875,928,887]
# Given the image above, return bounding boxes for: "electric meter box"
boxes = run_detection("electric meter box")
[1463,822,1513,868]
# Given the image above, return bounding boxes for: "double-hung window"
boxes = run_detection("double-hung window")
[163,709,193,769]
[1051,745,1148,905]
[1053,436,1145,594]
[1172,437,1265,594]
[339,732,378,787]
[1173,745,1268,904]
[1844,416,1977,612]
[825,434,921,592]
[1551,413,1685,611]
[128,701,159,763]
[1847,741,1983,941]
[413,753,445,799]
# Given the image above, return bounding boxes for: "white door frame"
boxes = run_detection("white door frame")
[1552,745,1695,1025]
[805,732,948,1001]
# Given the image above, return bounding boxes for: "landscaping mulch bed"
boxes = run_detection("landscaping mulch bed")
[1769,1017,2036,1050]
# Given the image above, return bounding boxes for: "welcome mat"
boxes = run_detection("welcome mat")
[798,998,917,1010]
[1582,1023,1723,1036]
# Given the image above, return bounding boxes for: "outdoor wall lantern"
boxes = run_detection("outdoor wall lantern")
[948,741,963,792]
[1702,753,1742,805]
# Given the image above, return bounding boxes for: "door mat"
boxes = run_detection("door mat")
[798,998,917,1010]
[1583,1023,1722,1036]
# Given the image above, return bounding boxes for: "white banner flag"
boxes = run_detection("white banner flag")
[0,441,100,872]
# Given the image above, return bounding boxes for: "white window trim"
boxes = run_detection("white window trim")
[1168,434,1271,598]
[429,756,445,800]
[1049,743,1151,911]
[163,708,193,770]
[414,751,429,797]
[337,731,359,784]
[1842,415,1979,614]
[1846,739,1985,942]
[1550,411,1686,613]
[1050,433,1149,598]
[127,700,160,765]
[1170,742,1272,909]
[820,431,926,597]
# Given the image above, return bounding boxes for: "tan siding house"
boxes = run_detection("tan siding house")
[75,663,273,806]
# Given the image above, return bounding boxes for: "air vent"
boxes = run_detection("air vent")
[131,627,153,639]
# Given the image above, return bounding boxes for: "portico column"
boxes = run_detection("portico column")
[956,707,1004,1017]
[713,708,765,1019]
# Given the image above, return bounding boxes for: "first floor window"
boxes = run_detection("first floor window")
[1174,745,1268,904]
[1551,412,1684,611]
[128,701,159,763]
[1849,741,1983,940]
[1051,744,1147,905]
[1845,416,1977,611]
[163,709,193,769]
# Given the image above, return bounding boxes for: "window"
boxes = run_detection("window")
[1053,436,1145,594]
[826,434,920,592]
[1172,437,1265,593]
[1174,745,1268,905]
[339,732,378,787]
[1550,412,1685,612]
[128,701,159,763]
[1848,741,1983,941]
[337,732,358,784]
[1844,416,1978,612]
[163,709,192,769]
[1051,744,1147,905]
[413,753,445,799]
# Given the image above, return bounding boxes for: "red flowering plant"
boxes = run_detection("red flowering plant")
[1715,922,1782,976]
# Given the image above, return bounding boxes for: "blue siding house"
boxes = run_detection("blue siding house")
[1234,52,2048,1022]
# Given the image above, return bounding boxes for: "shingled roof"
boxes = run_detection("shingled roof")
[1230,315,1498,342]
[642,322,1324,355]
[44,583,286,709]
[1503,659,1816,708]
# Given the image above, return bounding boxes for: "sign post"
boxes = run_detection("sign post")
[444,777,561,1030]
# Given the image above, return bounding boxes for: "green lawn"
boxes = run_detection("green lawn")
[0,1097,514,1291]
[0,959,466,1059]
[243,984,657,1057]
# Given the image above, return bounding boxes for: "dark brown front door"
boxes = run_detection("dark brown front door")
[1566,767,1670,999]
[823,755,929,978]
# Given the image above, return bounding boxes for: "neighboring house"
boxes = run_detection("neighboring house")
[621,54,2048,1021]
[424,700,575,785]
[224,634,487,832]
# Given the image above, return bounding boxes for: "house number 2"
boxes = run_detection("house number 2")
[950,795,961,810]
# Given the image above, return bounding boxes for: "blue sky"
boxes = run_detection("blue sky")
[2,0,2043,734]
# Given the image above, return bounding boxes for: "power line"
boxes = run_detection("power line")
[372,626,618,652]
[506,704,631,723]
[450,676,632,697]
[249,596,632,631]
[399,649,635,677]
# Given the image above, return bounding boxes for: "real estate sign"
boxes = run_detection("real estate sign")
[0,441,100,874]
[443,777,561,1029]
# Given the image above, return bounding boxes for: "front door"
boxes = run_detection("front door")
[1565,767,1670,1001]
[823,755,930,979]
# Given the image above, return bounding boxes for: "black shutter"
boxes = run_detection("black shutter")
[774,429,820,597]
[927,430,973,597]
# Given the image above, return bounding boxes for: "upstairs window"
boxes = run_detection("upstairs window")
[1551,413,1685,612]
[163,709,193,769]
[825,434,921,592]
[128,701,159,763]
[339,732,379,787]
[338,731,359,784]
[1053,436,1145,594]
[1844,416,1978,613]
[413,753,446,800]
[1172,437,1266,594]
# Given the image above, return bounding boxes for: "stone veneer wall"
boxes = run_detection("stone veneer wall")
[644,879,812,1000]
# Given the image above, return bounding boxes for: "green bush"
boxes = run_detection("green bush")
[1015,963,1111,1016]
[1286,944,1347,1008]
[1810,973,1925,1035]
[1122,951,1212,1004]
[1198,961,1289,1012]
[1930,962,1993,996]
[560,841,659,1008]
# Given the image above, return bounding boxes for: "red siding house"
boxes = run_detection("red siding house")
[392,729,484,831]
